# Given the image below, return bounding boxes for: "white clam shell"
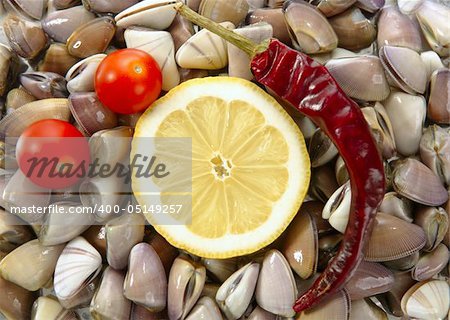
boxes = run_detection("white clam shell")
[176,21,235,70]
[125,28,180,91]
[397,0,423,14]
[323,182,352,233]
[420,51,444,80]
[65,54,106,94]
[384,92,426,156]
[54,236,102,301]
[115,0,177,30]
[227,22,273,80]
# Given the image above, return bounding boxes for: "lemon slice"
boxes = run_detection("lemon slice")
[132,77,310,258]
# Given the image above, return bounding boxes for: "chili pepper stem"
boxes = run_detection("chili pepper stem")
[175,1,269,58]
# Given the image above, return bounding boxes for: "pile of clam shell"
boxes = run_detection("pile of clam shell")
[0,0,449,319]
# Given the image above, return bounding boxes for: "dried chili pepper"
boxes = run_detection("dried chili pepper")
[175,2,385,311]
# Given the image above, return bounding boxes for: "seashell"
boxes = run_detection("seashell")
[131,304,168,320]
[90,267,132,320]
[82,225,107,260]
[42,6,96,43]
[68,92,118,136]
[106,213,145,270]
[420,51,445,80]
[283,0,338,54]
[401,280,450,320]
[325,56,390,101]
[31,296,78,320]
[168,256,206,320]
[316,0,356,17]
[322,181,351,233]
[186,296,222,320]
[355,0,384,13]
[3,0,47,20]
[392,158,448,206]
[54,0,82,10]
[168,14,195,52]
[201,257,238,283]
[66,17,116,59]
[296,290,350,320]
[379,192,413,223]
[397,0,423,14]
[302,201,333,235]
[255,249,297,317]
[383,251,420,271]
[415,1,450,57]
[247,0,266,9]
[420,125,450,185]
[349,298,388,320]
[246,306,277,319]
[60,276,100,309]
[38,202,94,246]
[3,14,48,59]
[124,243,167,311]
[5,87,36,113]
[125,27,180,91]
[328,7,376,51]
[0,44,20,97]
[282,210,318,279]
[199,0,249,26]
[245,8,291,45]
[228,22,272,80]
[379,45,427,94]
[361,102,396,159]
[384,92,426,156]
[176,21,234,70]
[37,43,80,76]
[186,0,201,11]
[146,232,179,276]
[54,236,102,303]
[118,112,143,127]
[0,239,64,291]
[317,233,342,270]
[309,128,338,167]
[115,0,178,30]
[65,53,105,94]
[411,243,449,281]
[0,208,33,253]
[89,126,133,168]
[2,170,51,219]
[377,6,422,52]
[364,212,426,262]
[377,271,415,317]
[216,262,259,319]
[0,275,36,320]
[344,261,394,300]
[20,72,68,99]
[310,165,339,203]
[335,156,349,186]
[428,68,450,124]
[414,206,448,252]
[445,194,450,247]
[82,0,140,13]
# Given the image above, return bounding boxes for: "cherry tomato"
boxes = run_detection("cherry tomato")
[95,48,162,114]
[16,119,90,189]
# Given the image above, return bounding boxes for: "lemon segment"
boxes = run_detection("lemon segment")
[132,77,310,258]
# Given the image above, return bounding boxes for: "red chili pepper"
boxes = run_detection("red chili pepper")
[176,2,385,311]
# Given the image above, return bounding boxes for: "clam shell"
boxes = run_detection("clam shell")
[283,0,338,54]
[199,0,249,26]
[145,232,179,276]
[3,0,47,20]
[31,296,78,320]
[0,98,70,138]
[60,276,100,309]
[355,0,384,12]
[54,0,81,9]
[397,0,423,14]
[176,21,234,70]
[420,51,444,79]
[201,257,238,283]
[383,251,420,271]
[65,54,106,94]
[379,45,427,94]
[296,290,350,320]
[168,14,195,52]
[255,249,297,317]
[401,280,450,320]
[0,275,36,320]
[247,306,277,319]
[325,56,390,101]
[392,158,448,206]
[37,43,80,76]
[322,181,351,233]
[317,0,356,17]
[377,271,415,317]
[364,212,426,262]
[349,298,388,320]
[420,124,450,185]
[428,68,450,124]
[125,28,180,91]
[310,164,339,202]
[106,213,145,270]
[81,225,107,260]
[20,71,68,99]
[0,44,19,97]
[344,261,394,300]
[90,267,132,320]
[411,243,449,281]
[66,17,116,59]
[384,92,426,156]
[377,6,422,52]
[115,0,177,30]
[186,296,222,320]
[0,239,64,291]
[54,236,102,301]
[0,209,33,253]
[414,206,449,252]
[309,128,338,167]
[5,88,35,113]
[89,126,133,167]
[82,0,140,13]
[42,6,96,43]
[379,192,413,223]
[247,0,266,9]
[245,8,291,45]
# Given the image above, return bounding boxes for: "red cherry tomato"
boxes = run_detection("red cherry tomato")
[95,48,162,114]
[16,119,90,189]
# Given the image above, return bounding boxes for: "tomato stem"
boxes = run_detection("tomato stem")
[175,2,269,58]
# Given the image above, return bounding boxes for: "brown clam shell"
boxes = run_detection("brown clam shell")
[428,68,450,124]
[199,0,249,26]
[38,43,80,76]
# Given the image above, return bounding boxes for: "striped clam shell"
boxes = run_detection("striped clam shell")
[54,236,102,301]
[125,27,180,91]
